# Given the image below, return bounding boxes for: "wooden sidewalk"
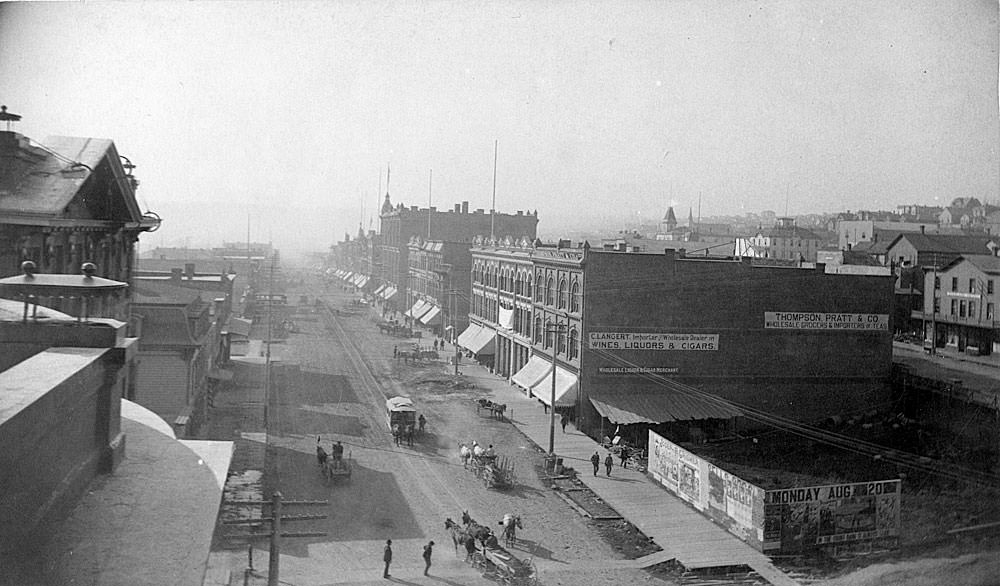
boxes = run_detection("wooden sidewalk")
[469,369,799,586]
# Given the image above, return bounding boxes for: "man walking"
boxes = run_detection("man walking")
[560,414,569,433]
[620,445,629,469]
[604,453,614,477]
[590,451,600,476]
[382,539,392,578]
[422,540,434,576]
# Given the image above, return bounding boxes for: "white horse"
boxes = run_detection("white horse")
[459,443,472,469]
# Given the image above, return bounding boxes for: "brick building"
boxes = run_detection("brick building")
[405,237,472,337]
[377,195,537,313]
[920,254,1000,354]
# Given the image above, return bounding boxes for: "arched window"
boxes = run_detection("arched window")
[514,272,522,296]
[558,278,567,309]
[569,328,579,360]
[527,275,533,299]
[544,319,553,348]
[546,277,555,306]
[534,316,543,344]
[535,271,545,302]
[557,325,566,355]
[570,280,581,313]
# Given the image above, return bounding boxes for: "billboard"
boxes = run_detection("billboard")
[648,431,899,553]
[588,332,719,351]
[763,312,889,331]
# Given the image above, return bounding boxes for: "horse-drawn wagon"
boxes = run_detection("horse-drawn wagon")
[475,398,507,421]
[469,454,516,489]
[321,452,352,483]
[445,513,537,586]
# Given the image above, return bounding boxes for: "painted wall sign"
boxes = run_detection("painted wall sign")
[763,312,889,331]
[588,332,719,351]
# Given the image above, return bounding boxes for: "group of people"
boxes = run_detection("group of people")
[458,440,496,468]
[589,446,631,477]
[381,538,435,578]
[316,438,345,467]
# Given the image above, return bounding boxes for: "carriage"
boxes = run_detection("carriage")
[445,514,537,586]
[468,454,516,489]
[475,398,507,421]
[386,396,419,446]
[321,452,352,483]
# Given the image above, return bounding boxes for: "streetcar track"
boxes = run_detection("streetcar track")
[314,293,472,516]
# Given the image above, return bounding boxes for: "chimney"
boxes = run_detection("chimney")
[454,203,461,213]
[920,225,925,234]
[516,210,523,216]
[184,263,195,279]
[429,206,436,212]
[171,268,183,282]
[411,206,418,211]
[475,208,484,214]
[462,201,469,214]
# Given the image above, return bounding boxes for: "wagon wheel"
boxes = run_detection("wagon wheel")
[471,551,487,571]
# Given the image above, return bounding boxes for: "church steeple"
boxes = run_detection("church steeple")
[380,192,393,214]
[661,206,677,232]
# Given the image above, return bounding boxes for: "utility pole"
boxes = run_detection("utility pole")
[546,319,568,455]
[451,287,460,376]
[224,492,327,586]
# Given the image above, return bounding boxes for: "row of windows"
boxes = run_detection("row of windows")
[472,263,534,297]
[468,297,580,361]
[948,299,995,321]
[937,276,996,295]
[535,273,581,312]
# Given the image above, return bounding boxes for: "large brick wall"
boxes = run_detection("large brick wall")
[580,250,894,423]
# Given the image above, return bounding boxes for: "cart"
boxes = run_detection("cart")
[322,452,352,483]
[470,542,538,585]
[470,454,516,489]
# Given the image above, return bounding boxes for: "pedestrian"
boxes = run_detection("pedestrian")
[604,453,613,477]
[560,414,569,433]
[422,540,434,575]
[590,451,600,476]
[620,445,629,469]
[393,345,398,358]
[382,539,392,578]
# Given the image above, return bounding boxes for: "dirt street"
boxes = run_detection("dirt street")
[213,275,678,586]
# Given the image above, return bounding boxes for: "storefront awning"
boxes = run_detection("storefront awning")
[405,300,427,319]
[374,284,386,296]
[383,286,398,301]
[467,326,496,355]
[530,363,578,407]
[511,355,552,390]
[357,275,370,288]
[589,388,742,424]
[419,305,442,325]
[457,323,483,349]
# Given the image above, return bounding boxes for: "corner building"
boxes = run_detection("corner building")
[578,249,894,435]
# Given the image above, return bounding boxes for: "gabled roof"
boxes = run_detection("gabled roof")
[0,133,143,224]
[953,254,1000,275]
[886,233,998,255]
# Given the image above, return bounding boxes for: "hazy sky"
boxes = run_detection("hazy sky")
[1,1,997,252]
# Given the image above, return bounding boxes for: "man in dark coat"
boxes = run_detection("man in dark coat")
[590,451,600,476]
[422,540,434,575]
[383,539,392,578]
[604,453,614,477]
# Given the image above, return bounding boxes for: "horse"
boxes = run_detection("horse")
[490,403,507,421]
[392,424,402,447]
[499,513,523,547]
[459,444,472,469]
[445,518,472,556]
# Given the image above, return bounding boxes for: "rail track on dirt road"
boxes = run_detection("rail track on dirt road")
[312,293,474,519]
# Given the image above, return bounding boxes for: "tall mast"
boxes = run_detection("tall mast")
[428,168,433,239]
[491,139,498,241]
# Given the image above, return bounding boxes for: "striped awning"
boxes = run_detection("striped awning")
[419,305,442,325]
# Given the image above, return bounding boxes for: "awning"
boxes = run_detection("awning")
[406,300,429,319]
[344,271,354,282]
[589,387,743,424]
[457,323,484,349]
[511,356,551,390]
[530,364,577,407]
[374,284,386,296]
[206,368,234,381]
[383,286,398,301]
[386,396,416,412]
[419,305,441,325]
[467,326,496,355]
[357,275,370,288]
[498,306,514,330]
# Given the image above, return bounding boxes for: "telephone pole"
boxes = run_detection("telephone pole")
[546,319,568,455]
[224,492,327,586]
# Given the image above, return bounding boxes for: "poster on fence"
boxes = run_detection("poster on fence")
[707,464,765,548]
[762,480,901,552]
